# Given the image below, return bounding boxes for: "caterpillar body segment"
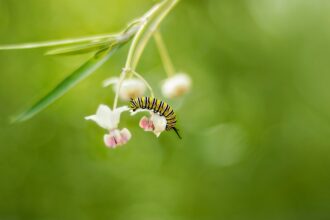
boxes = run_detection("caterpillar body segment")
[130,97,181,139]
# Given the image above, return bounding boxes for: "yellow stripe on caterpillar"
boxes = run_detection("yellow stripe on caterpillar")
[129,97,181,139]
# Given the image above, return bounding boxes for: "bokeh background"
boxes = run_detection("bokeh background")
[1,0,330,219]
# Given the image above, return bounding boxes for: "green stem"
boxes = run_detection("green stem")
[113,69,127,109]
[113,0,178,109]
[154,31,176,77]
[132,71,155,97]
[125,0,179,70]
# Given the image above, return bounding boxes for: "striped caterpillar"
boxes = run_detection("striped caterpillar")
[129,97,182,139]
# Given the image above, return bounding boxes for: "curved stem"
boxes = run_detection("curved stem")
[125,0,179,70]
[114,0,178,109]
[154,31,176,77]
[131,71,154,97]
[113,69,127,109]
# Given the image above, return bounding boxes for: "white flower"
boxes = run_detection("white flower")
[161,73,192,98]
[85,105,128,130]
[132,109,167,137]
[85,105,131,148]
[149,113,167,136]
[103,77,146,100]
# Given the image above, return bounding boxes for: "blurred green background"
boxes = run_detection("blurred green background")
[1,0,330,219]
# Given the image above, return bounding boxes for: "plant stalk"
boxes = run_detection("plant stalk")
[113,0,178,109]
[154,31,176,77]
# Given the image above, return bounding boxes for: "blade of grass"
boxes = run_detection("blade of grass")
[0,22,142,51]
[12,46,119,123]
[0,34,117,50]
[45,40,113,56]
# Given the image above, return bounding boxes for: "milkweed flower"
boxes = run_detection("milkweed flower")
[131,109,167,137]
[103,77,146,100]
[85,105,131,148]
[161,73,192,98]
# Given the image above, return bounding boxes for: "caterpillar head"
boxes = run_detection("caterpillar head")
[129,98,137,111]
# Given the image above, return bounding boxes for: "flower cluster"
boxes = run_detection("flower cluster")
[86,69,191,148]
[1,0,188,143]
[85,1,191,149]
[85,105,131,148]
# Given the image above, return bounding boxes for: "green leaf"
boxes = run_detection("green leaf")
[0,20,141,51]
[45,40,113,56]
[12,47,118,123]
[0,34,116,50]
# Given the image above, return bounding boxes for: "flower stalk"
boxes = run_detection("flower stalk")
[125,0,179,71]
[131,71,155,97]
[154,31,176,77]
[113,0,178,109]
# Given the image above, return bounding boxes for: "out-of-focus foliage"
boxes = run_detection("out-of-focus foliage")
[1,0,330,219]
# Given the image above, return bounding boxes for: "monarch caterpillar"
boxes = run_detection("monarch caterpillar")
[130,97,182,139]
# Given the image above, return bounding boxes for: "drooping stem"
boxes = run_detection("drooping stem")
[113,69,127,109]
[154,31,176,77]
[131,71,154,97]
[125,0,179,70]
[113,0,178,109]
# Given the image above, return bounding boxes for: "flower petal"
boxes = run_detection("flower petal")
[85,115,98,122]
[107,106,129,129]
[130,108,151,116]
[154,131,162,137]
[104,134,117,148]
[162,73,192,98]
[85,104,118,129]
[139,116,154,131]
[103,128,131,149]
[117,78,146,100]
[95,104,113,129]
[115,105,130,114]
[104,77,146,100]
[120,128,132,142]
[103,77,119,87]
[151,113,167,137]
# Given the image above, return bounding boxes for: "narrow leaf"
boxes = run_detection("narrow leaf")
[45,40,113,56]
[0,34,116,50]
[12,47,118,123]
